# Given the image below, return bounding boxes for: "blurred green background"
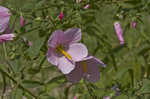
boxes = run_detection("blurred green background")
[1,0,150,99]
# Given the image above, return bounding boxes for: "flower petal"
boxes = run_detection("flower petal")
[67,43,88,61]
[48,30,65,48]
[47,48,58,66]
[0,6,11,33]
[58,56,75,74]
[84,58,101,83]
[64,28,81,44]
[0,34,15,40]
[66,62,84,84]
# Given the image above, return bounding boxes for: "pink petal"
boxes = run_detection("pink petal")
[66,62,84,83]
[0,34,15,43]
[47,48,58,66]
[0,6,11,33]
[48,30,65,48]
[64,28,81,44]
[0,6,10,14]
[67,43,88,61]
[58,56,75,74]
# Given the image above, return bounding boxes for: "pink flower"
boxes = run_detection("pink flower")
[0,34,15,43]
[47,28,88,74]
[20,16,25,27]
[132,21,136,28]
[66,56,105,83]
[0,6,11,33]
[83,4,90,9]
[73,96,77,99]
[114,22,124,45]
[59,12,64,20]
[103,96,110,99]
[28,41,32,46]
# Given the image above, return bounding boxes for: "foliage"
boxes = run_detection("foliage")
[0,0,150,99]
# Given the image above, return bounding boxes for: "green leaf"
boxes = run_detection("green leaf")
[22,80,43,88]
[137,79,150,94]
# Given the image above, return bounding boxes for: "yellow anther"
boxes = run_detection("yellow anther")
[56,46,72,60]
[82,61,87,73]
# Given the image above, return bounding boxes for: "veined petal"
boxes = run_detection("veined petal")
[64,28,81,44]
[0,6,11,33]
[66,62,84,84]
[58,56,75,74]
[47,48,58,66]
[67,43,88,61]
[48,30,65,48]
[83,58,100,83]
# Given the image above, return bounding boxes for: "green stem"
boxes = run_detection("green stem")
[2,43,14,73]
[0,68,39,99]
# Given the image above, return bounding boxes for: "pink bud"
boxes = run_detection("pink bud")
[20,16,25,27]
[83,4,90,9]
[59,12,64,20]
[132,21,136,28]
[114,22,124,45]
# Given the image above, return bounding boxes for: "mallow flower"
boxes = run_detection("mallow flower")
[0,6,11,33]
[66,56,105,83]
[114,22,124,45]
[0,34,15,43]
[47,28,88,74]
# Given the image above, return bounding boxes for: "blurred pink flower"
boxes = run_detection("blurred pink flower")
[132,21,136,28]
[59,12,64,20]
[83,4,90,9]
[47,28,88,74]
[0,6,11,33]
[20,16,25,27]
[28,41,32,46]
[66,56,105,83]
[114,22,124,45]
[0,34,15,43]
[73,96,77,99]
[104,96,110,99]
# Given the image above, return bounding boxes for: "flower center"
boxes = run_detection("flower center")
[56,45,72,60]
[82,61,87,73]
